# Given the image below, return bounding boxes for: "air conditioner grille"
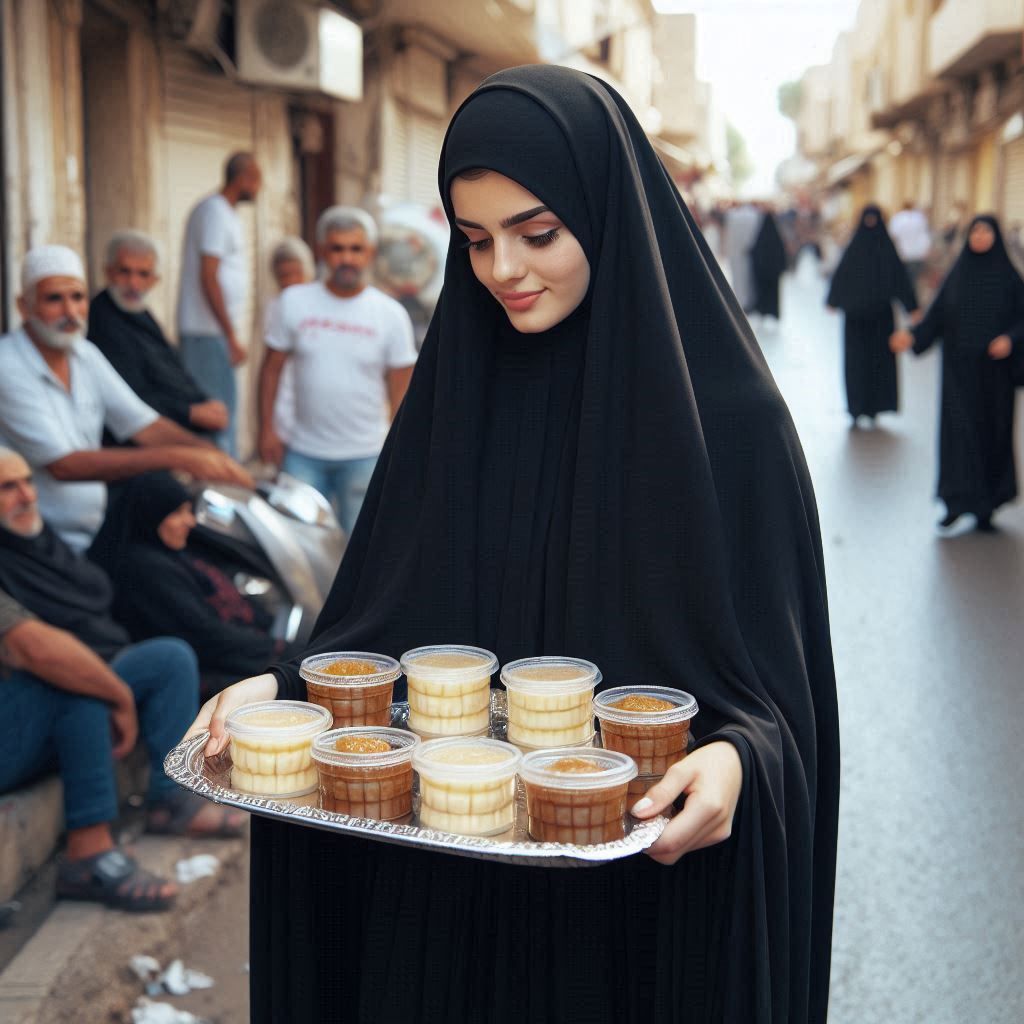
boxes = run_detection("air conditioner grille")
[254,1,312,70]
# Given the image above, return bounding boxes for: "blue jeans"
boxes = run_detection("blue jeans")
[282,449,377,536]
[0,638,199,830]
[180,334,237,458]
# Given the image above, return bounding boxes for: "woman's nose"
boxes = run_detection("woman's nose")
[490,240,525,283]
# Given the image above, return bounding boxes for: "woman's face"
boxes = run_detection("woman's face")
[157,502,196,551]
[863,212,878,228]
[450,171,590,334]
[968,221,996,254]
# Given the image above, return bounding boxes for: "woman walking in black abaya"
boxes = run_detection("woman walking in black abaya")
[750,206,788,327]
[828,205,919,426]
[891,214,1024,532]
[186,66,839,1024]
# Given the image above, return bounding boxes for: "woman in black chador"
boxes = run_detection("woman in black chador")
[750,207,788,321]
[891,214,1024,531]
[827,205,919,425]
[187,66,839,1024]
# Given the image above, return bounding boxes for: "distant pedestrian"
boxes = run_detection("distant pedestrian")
[888,200,931,290]
[176,152,263,458]
[827,205,919,426]
[891,215,1024,532]
[262,237,315,463]
[724,201,760,311]
[749,207,788,326]
[258,207,417,534]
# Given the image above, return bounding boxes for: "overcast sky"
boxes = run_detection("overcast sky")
[652,0,861,193]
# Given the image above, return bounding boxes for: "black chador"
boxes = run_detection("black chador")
[910,215,1024,527]
[254,66,839,1024]
[827,205,918,419]
[749,210,787,318]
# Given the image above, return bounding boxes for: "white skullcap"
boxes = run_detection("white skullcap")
[21,244,86,295]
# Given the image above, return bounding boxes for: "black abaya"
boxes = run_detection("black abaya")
[828,206,918,416]
[256,66,839,1024]
[750,212,787,318]
[911,215,1024,519]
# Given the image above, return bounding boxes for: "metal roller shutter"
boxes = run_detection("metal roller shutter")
[1000,135,1024,230]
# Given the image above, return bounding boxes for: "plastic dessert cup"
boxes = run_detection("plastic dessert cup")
[312,727,420,821]
[593,686,698,795]
[226,700,332,798]
[520,749,638,845]
[413,737,522,836]
[300,652,401,728]
[501,657,601,750]
[401,645,498,738]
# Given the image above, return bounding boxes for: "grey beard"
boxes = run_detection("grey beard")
[108,285,148,313]
[29,316,84,351]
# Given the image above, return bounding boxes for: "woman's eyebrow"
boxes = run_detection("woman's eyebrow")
[454,205,552,231]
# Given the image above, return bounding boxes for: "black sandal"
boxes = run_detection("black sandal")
[56,847,176,912]
[146,789,247,839]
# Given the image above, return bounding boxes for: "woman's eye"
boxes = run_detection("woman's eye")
[524,229,560,248]
[461,237,491,252]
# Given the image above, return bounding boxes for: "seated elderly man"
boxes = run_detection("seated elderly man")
[0,447,244,912]
[88,230,229,439]
[0,244,251,551]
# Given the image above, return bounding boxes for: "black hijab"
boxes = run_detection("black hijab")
[0,520,127,659]
[931,214,1024,351]
[828,203,918,314]
[271,65,838,1023]
[750,210,787,280]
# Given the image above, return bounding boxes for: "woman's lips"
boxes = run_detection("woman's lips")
[498,289,545,312]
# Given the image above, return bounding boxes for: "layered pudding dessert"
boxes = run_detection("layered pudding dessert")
[300,652,401,728]
[520,749,637,844]
[401,646,497,737]
[412,737,521,836]
[226,700,332,798]
[593,686,698,795]
[501,657,600,750]
[312,727,419,820]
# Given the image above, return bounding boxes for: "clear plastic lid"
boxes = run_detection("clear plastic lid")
[501,656,601,695]
[312,727,420,768]
[225,700,332,741]
[412,737,522,782]
[299,652,401,688]
[593,686,698,726]
[519,749,638,790]
[400,645,498,685]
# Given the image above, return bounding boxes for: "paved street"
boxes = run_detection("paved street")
[8,257,1024,1024]
[763,256,1024,1024]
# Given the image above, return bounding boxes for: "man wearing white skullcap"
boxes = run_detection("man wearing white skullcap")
[0,244,252,551]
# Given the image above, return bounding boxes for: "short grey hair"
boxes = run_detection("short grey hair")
[315,206,378,247]
[106,230,160,270]
[270,236,315,276]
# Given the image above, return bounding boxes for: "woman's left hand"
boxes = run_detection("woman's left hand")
[988,334,1013,360]
[630,741,743,866]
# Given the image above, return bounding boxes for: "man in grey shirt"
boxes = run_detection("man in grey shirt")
[0,245,251,551]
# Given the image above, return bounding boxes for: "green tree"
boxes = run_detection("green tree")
[778,80,802,121]
[726,121,754,188]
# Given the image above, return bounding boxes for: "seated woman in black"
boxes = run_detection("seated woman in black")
[90,472,286,695]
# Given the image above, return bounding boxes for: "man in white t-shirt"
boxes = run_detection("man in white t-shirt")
[176,152,262,458]
[888,200,932,289]
[258,207,417,534]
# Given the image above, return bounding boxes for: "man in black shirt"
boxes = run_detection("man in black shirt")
[88,231,229,437]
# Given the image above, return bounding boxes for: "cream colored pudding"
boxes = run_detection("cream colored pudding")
[401,646,497,737]
[520,749,638,845]
[300,652,401,728]
[501,657,600,750]
[226,701,332,798]
[412,737,521,836]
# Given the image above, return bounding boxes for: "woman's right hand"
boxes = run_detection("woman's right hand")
[889,329,913,353]
[184,673,279,757]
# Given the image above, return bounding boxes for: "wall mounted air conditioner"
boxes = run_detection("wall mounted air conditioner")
[235,0,363,101]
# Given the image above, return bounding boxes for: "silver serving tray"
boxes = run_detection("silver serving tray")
[164,692,668,867]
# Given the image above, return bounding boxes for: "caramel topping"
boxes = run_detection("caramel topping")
[324,659,381,676]
[548,757,602,774]
[610,695,675,713]
[335,735,391,754]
